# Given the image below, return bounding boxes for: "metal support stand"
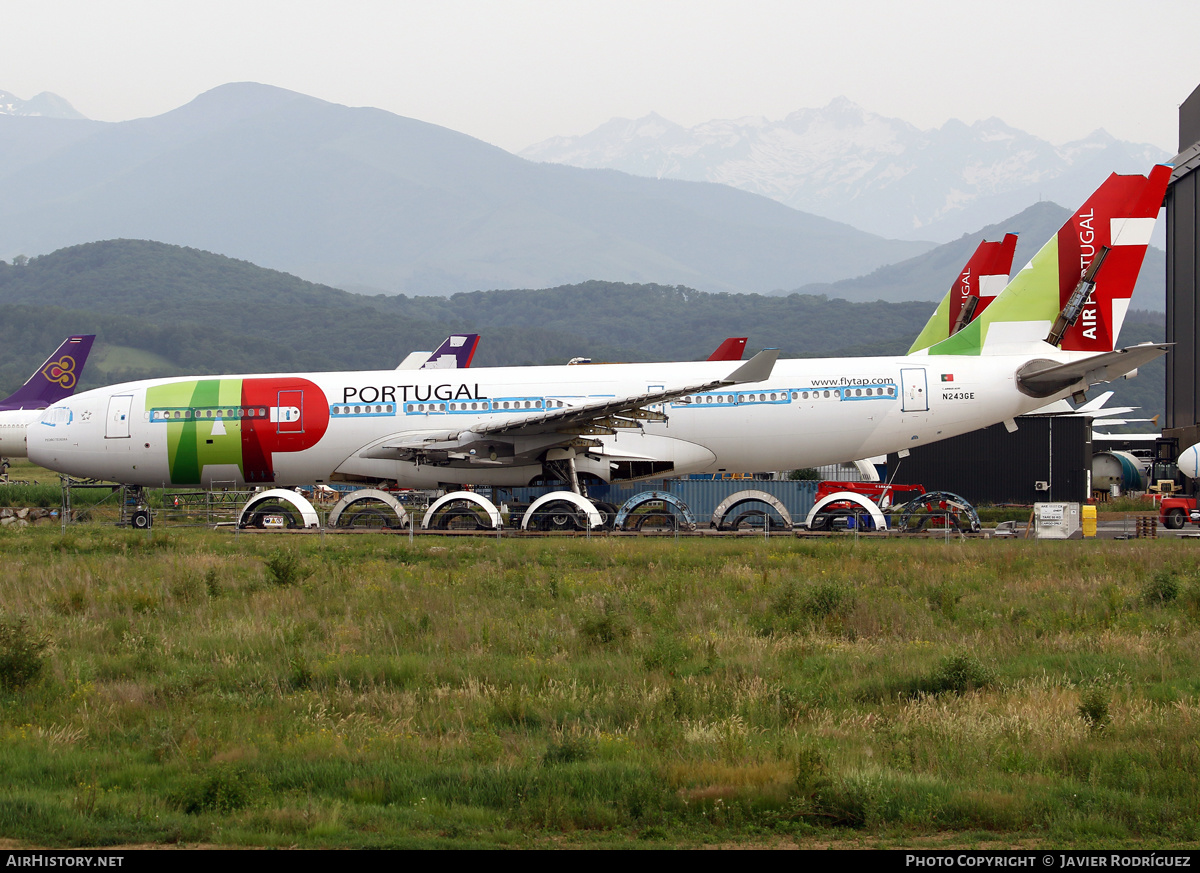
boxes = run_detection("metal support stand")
[60,474,69,534]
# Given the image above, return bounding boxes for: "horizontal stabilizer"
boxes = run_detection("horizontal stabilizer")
[1017,344,1168,398]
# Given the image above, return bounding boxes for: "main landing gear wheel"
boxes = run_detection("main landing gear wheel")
[591,501,618,531]
[532,500,585,532]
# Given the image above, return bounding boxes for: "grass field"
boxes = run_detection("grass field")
[1,525,1199,848]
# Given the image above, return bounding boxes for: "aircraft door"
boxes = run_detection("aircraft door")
[276,390,304,434]
[105,394,133,438]
[900,368,928,412]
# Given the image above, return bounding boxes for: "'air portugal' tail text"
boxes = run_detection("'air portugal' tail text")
[908,233,1019,353]
[920,165,1171,357]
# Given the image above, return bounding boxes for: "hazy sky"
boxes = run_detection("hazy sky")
[4,0,1196,153]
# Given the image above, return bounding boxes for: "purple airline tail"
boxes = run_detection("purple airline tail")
[420,334,480,370]
[0,335,96,412]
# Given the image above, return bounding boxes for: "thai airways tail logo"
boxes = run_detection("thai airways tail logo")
[42,356,78,390]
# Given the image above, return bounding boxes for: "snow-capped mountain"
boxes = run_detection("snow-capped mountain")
[521,99,1169,242]
[0,90,87,119]
[0,83,932,296]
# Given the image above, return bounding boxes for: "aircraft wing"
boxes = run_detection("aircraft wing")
[359,349,778,460]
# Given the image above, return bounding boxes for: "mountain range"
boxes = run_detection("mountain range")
[787,201,1166,313]
[0,83,930,297]
[521,99,1171,243]
[0,89,86,120]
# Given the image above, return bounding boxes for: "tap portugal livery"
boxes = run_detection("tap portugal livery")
[28,168,1170,492]
[908,234,1019,353]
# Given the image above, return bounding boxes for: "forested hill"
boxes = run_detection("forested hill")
[0,239,1165,423]
[0,239,936,387]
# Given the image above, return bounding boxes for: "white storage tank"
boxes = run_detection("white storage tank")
[1091,450,1147,493]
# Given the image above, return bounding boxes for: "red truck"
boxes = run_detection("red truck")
[1159,496,1199,530]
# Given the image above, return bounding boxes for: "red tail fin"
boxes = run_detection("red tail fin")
[1056,165,1170,352]
[707,337,747,361]
[948,233,1018,333]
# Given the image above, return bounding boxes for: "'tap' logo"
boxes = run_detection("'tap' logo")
[42,356,77,390]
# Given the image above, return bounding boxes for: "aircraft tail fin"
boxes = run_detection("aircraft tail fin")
[924,166,1170,357]
[0,335,96,412]
[908,234,1018,354]
[421,334,480,370]
[707,337,747,361]
[397,334,481,370]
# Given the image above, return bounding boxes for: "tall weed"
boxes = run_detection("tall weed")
[0,618,50,690]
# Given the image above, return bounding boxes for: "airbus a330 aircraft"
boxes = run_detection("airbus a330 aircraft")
[27,167,1171,500]
[0,335,95,460]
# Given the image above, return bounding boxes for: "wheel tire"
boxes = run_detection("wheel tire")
[730,510,766,531]
[131,509,152,530]
[544,507,579,531]
[592,501,618,531]
[1165,508,1186,530]
[342,508,393,530]
[636,512,674,532]
[438,510,485,531]
[808,513,830,531]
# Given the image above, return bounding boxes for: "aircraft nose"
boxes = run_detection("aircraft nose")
[27,401,73,467]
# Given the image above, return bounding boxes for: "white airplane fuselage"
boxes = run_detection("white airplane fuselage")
[27,353,1083,489]
[0,408,45,458]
